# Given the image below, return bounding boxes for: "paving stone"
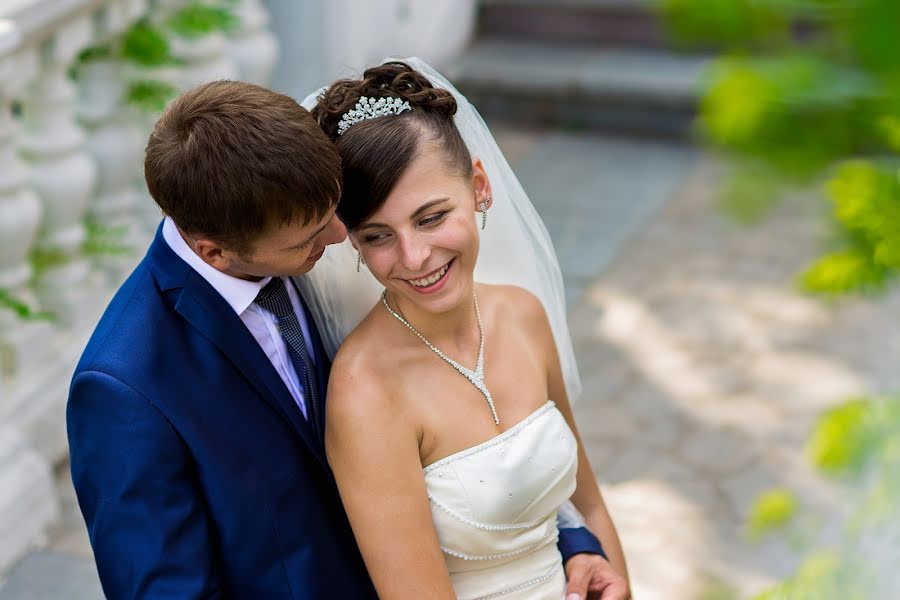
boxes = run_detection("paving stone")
[0,552,102,600]
[616,382,679,425]
[676,427,757,478]
[748,351,866,415]
[577,398,640,443]
[510,134,698,284]
[45,467,92,560]
[603,480,722,600]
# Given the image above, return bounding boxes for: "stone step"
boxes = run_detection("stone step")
[448,41,709,137]
[478,0,675,49]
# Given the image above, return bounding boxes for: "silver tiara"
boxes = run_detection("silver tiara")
[336,96,412,136]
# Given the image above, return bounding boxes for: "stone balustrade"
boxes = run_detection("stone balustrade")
[0,0,281,574]
[0,0,475,577]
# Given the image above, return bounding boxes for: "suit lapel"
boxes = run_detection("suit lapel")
[146,229,329,472]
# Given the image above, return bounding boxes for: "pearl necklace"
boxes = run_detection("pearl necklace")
[381,290,499,425]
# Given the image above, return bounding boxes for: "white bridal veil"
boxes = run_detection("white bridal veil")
[295,57,582,406]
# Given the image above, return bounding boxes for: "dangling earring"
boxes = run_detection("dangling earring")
[479,196,491,230]
[356,251,362,272]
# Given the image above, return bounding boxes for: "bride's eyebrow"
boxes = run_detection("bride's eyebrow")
[357,197,451,231]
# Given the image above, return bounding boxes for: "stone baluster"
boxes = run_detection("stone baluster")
[0,427,60,574]
[171,30,239,90]
[159,0,238,90]
[18,16,101,329]
[226,0,279,86]
[0,38,53,381]
[77,2,152,278]
[0,23,61,576]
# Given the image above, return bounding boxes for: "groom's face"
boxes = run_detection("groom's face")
[210,206,347,281]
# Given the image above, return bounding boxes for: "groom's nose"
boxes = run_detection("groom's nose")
[324,213,348,245]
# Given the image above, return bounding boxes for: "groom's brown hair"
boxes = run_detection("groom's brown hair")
[145,80,341,255]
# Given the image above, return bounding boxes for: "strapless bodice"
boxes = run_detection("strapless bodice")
[423,401,578,600]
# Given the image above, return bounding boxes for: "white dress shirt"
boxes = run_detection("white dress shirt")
[162,217,314,418]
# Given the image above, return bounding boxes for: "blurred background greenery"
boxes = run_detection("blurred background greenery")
[660,1,900,597]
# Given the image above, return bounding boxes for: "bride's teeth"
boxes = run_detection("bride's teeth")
[410,263,448,287]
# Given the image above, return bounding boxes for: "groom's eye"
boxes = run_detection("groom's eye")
[292,238,314,251]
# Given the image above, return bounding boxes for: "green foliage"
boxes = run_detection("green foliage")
[798,160,900,293]
[747,488,797,540]
[166,3,238,39]
[661,0,900,294]
[806,398,873,473]
[660,0,790,50]
[126,80,179,114]
[76,44,114,64]
[29,247,69,277]
[800,248,888,294]
[83,223,133,257]
[718,161,786,223]
[806,395,900,475]
[0,289,53,322]
[121,20,177,67]
[744,395,900,597]
[751,552,867,600]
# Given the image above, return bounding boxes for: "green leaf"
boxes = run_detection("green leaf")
[0,289,54,322]
[806,399,873,474]
[660,0,790,50]
[747,488,797,540]
[83,223,133,257]
[126,80,179,114]
[166,4,238,40]
[799,249,888,295]
[121,20,175,67]
[30,247,70,278]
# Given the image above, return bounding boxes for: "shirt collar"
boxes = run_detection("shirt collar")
[162,217,271,315]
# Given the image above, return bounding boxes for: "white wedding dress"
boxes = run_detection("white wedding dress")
[423,401,577,600]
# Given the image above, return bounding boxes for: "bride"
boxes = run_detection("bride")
[300,59,629,599]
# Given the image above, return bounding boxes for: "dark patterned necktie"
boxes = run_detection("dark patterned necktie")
[255,277,321,439]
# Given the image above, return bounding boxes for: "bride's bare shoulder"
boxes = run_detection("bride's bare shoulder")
[327,309,407,419]
[477,283,549,328]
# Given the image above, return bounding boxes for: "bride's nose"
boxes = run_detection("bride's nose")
[397,232,429,272]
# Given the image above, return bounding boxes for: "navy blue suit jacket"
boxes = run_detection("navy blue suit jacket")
[68,226,603,599]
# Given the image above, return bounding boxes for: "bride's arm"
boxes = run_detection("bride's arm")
[325,351,457,600]
[517,289,630,582]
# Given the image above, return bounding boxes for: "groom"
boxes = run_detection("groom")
[67,80,619,598]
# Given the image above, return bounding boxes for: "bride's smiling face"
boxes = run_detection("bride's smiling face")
[351,143,492,315]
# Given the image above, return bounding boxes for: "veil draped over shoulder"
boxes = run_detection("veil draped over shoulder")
[295,57,582,406]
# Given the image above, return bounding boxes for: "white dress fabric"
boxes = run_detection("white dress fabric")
[423,402,578,600]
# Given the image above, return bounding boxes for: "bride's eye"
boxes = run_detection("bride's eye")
[362,232,390,245]
[419,211,449,227]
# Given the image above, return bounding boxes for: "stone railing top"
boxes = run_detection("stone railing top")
[0,0,147,63]
[0,20,20,55]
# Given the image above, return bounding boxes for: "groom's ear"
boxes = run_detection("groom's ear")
[471,157,493,210]
[193,236,240,272]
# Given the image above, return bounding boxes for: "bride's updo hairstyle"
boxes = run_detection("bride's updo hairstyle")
[313,62,473,230]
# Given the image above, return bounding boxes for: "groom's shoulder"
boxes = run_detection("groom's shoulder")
[76,260,173,376]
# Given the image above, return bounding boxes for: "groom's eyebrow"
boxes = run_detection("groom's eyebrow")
[356,198,451,231]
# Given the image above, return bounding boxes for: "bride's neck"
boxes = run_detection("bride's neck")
[388,285,481,348]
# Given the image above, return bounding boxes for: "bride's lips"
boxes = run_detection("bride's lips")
[404,259,454,294]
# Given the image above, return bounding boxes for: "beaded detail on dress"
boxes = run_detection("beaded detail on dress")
[423,401,578,600]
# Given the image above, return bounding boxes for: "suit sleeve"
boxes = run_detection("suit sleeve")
[557,525,607,563]
[67,370,223,599]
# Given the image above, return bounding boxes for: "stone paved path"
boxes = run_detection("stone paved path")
[536,143,900,599]
[4,130,898,599]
